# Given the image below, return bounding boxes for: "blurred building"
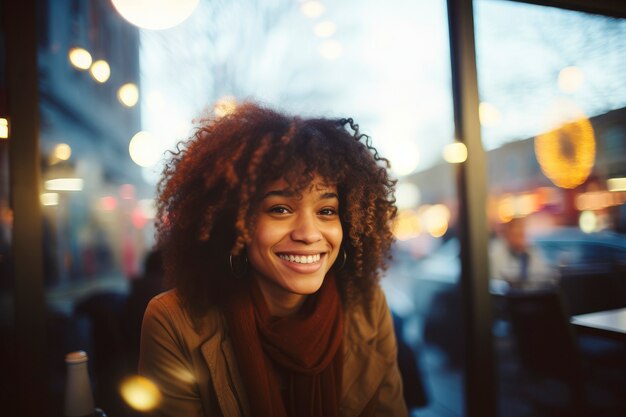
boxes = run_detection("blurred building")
[36,0,149,287]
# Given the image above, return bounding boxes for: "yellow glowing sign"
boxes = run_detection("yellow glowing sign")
[534,115,595,189]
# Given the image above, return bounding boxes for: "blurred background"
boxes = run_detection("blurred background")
[1,0,625,416]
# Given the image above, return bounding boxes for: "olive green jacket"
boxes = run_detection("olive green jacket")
[139,286,408,417]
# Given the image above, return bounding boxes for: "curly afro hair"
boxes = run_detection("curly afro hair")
[156,102,397,318]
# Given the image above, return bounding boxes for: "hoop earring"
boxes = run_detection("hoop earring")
[229,253,248,278]
[336,246,347,271]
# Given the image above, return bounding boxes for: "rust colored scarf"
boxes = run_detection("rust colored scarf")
[224,274,344,417]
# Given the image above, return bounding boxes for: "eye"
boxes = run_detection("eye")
[269,206,291,215]
[319,207,338,216]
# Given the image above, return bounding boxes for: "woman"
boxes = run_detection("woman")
[139,103,408,417]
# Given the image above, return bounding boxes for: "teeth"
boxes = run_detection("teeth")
[279,253,321,264]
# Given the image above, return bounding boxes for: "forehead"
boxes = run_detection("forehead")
[264,175,337,195]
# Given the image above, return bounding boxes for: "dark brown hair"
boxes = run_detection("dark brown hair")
[156,102,396,318]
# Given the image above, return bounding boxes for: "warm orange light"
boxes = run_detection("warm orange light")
[214,96,237,118]
[120,376,161,412]
[423,204,450,238]
[53,143,72,161]
[535,115,595,189]
[392,209,422,241]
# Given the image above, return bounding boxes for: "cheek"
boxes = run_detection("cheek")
[329,224,344,248]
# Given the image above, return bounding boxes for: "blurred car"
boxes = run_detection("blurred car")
[532,227,626,276]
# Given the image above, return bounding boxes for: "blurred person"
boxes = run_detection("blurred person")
[121,249,165,368]
[489,216,557,291]
[139,103,408,417]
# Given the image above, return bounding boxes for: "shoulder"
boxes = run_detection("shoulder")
[143,290,224,342]
[344,285,392,344]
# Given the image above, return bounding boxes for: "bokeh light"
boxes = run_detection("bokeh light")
[111,0,199,30]
[558,66,584,93]
[119,184,136,200]
[387,141,420,177]
[319,39,343,60]
[118,83,140,107]
[443,142,467,163]
[0,118,8,139]
[90,60,111,83]
[45,178,84,191]
[99,196,118,212]
[393,209,422,241]
[395,182,421,209]
[40,193,59,206]
[479,102,501,127]
[607,177,626,192]
[53,143,72,161]
[535,114,595,189]
[314,21,336,37]
[579,210,597,233]
[422,204,450,238]
[214,96,238,118]
[68,47,92,70]
[300,0,325,18]
[119,375,162,412]
[128,131,163,167]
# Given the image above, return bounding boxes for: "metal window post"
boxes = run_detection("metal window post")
[446,1,496,416]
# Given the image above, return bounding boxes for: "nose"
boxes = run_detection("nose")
[290,212,322,243]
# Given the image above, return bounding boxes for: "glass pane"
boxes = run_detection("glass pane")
[142,2,459,416]
[474,1,626,416]
[37,0,459,415]
[38,1,150,414]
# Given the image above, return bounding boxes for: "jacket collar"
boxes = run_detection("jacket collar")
[199,308,387,417]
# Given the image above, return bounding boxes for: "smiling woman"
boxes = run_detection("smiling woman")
[139,102,406,417]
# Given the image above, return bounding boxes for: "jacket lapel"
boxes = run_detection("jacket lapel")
[341,331,388,416]
[200,322,250,417]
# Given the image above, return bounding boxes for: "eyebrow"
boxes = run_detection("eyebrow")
[262,189,339,200]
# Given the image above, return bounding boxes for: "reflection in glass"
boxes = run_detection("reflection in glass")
[475,1,626,415]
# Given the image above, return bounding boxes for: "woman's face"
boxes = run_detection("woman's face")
[246,175,343,315]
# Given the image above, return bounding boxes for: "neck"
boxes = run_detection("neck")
[253,277,307,318]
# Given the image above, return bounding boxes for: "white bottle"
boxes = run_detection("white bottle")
[63,351,97,417]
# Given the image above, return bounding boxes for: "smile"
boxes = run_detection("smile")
[277,253,322,264]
